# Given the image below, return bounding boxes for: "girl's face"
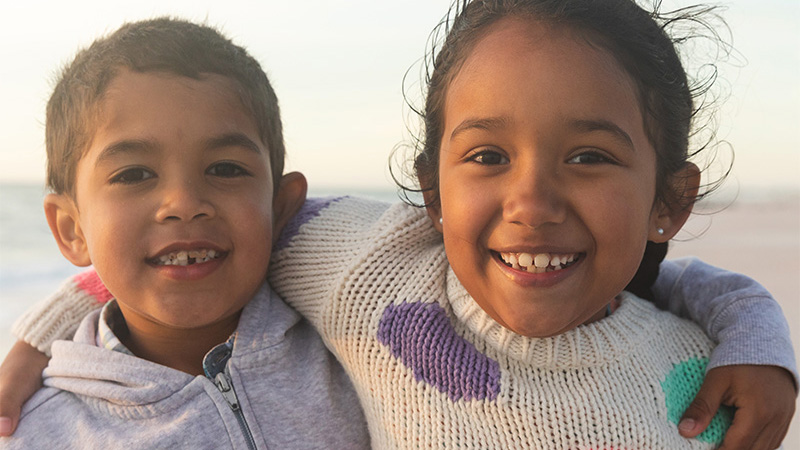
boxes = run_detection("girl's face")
[434,18,668,337]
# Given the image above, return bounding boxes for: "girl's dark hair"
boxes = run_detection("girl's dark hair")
[392,0,732,299]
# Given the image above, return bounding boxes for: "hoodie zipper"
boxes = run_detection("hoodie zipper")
[204,337,258,450]
[214,367,258,450]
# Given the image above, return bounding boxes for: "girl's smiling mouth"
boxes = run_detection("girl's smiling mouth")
[495,251,583,273]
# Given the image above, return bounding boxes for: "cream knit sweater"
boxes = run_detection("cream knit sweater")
[266,196,730,449]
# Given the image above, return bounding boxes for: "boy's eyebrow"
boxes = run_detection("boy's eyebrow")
[204,133,264,154]
[95,133,264,166]
[95,139,154,166]
[449,116,510,141]
[569,119,634,150]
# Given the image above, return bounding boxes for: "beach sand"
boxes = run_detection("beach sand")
[2,197,798,444]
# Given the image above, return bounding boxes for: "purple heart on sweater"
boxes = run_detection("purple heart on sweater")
[274,197,346,251]
[377,301,500,402]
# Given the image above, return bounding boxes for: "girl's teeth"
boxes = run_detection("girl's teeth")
[533,253,550,268]
[499,251,579,272]
[518,253,533,267]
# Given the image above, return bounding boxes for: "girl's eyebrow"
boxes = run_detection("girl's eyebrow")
[449,116,510,141]
[449,116,634,151]
[569,119,634,150]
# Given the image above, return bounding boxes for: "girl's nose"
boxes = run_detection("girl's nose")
[502,165,566,228]
[155,180,216,223]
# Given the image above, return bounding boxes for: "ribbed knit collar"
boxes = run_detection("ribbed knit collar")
[445,267,657,369]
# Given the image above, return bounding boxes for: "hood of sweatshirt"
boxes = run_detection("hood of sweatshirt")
[42,282,301,417]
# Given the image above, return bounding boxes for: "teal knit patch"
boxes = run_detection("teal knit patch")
[661,357,733,444]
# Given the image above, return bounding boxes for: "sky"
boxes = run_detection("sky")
[0,0,797,193]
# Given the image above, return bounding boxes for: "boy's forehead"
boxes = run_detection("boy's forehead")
[73,70,273,174]
[95,70,266,146]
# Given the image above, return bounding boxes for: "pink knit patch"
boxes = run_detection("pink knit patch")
[75,270,113,303]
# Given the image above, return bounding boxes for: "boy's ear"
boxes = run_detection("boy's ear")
[649,162,701,242]
[271,171,308,242]
[44,194,92,267]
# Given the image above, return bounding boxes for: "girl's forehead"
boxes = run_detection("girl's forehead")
[444,17,642,127]
[459,17,625,79]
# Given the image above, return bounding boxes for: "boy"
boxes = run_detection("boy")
[0,18,369,449]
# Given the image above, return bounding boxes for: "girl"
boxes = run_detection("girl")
[267,0,795,447]
[1,0,795,448]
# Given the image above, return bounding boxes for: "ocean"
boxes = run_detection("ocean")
[0,183,404,359]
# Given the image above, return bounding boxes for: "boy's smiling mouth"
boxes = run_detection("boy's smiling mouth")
[496,251,582,273]
[153,249,224,266]
[147,242,228,267]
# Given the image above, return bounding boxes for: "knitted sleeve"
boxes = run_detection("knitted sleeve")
[11,270,111,356]
[267,197,395,325]
[652,257,797,385]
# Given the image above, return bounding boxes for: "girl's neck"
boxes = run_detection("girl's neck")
[114,303,241,376]
[584,296,622,325]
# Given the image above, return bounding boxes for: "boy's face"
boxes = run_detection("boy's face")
[47,70,304,331]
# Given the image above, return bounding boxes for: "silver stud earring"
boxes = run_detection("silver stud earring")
[657,227,664,235]
[439,217,443,225]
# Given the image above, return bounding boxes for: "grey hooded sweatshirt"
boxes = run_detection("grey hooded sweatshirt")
[2,283,370,449]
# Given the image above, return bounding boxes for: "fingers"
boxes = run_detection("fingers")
[679,372,727,438]
[0,341,50,437]
[0,384,22,437]
[762,413,793,450]
[0,416,15,437]
[716,387,794,450]
[715,412,761,450]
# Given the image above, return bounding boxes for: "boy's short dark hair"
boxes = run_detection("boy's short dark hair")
[46,17,284,195]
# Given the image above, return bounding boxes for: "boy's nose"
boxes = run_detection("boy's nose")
[155,181,216,223]
[502,165,566,228]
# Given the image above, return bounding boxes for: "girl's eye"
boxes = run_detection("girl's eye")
[110,167,155,185]
[567,151,614,165]
[207,162,249,178]
[468,150,509,165]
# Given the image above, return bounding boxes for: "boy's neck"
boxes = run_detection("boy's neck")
[114,303,242,376]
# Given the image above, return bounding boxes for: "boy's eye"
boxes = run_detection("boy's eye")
[110,167,155,184]
[207,162,249,178]
[468,150,509,165]
[567,151,614,165]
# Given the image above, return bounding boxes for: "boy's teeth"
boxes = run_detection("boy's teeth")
[499,251,579,272]
[156,249,220,266]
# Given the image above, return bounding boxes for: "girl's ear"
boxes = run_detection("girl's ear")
[422,188,443,233]
[649,162,701,242]
[271,171,308,243]
[44,194,92,267]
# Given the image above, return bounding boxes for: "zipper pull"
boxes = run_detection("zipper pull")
[215,371,241,411]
